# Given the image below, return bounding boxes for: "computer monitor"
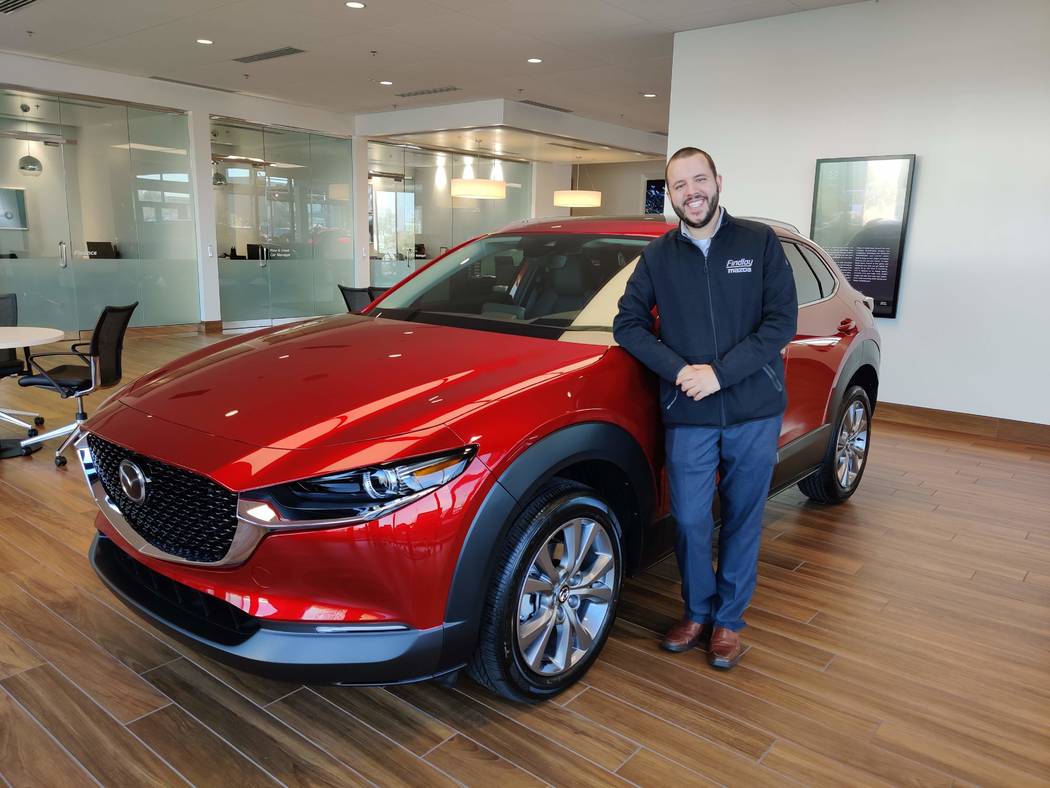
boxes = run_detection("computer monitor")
[0,188,28,230]
[246,243,263,260]
[86,241,117,259]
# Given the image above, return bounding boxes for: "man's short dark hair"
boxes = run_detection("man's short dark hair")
[665,147,718,181]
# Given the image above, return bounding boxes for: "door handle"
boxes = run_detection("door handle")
[837,319,858,336]
[58,241,68,268]
[259,247,269,268]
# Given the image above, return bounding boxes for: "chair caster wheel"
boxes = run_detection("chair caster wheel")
[55,455,67,468]
[27,428,38,438]
[34,416,45,426]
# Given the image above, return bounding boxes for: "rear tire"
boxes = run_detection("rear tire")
[468,478,622,702]
[799,385,872,504]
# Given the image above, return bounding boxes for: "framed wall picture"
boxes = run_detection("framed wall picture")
[644,179,665,214]
[810,154,916,318]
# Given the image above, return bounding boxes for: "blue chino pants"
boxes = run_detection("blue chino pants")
[665,415,782,631]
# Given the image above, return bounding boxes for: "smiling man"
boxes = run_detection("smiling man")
[613,147,797,669]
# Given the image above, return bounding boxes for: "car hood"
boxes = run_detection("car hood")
[118,314,606,450]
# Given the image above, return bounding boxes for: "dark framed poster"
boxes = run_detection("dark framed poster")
[644,179,665,214]
[810,154,915,318]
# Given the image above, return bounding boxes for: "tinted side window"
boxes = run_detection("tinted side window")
[782,242,821,305]
[799,245,837,298]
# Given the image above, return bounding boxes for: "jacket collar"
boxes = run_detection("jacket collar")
[674,208,734,246]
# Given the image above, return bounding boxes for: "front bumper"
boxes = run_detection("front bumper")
[90,532,463,684]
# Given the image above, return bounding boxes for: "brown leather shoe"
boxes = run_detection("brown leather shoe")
[707,626,743,669]
[660,618,708,653]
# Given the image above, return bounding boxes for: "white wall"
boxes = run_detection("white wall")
[532,163,572,220]
[669,0,1050,425]
[571,160,666,217]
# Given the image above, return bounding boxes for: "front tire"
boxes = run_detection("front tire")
[468,479,622,702]
[799,385,872,503]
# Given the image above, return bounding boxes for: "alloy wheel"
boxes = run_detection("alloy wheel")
[515,517,617,677]
[835,400,869,490]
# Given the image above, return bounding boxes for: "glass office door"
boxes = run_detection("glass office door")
[214,120,353,326]
[262,128,313,321]
[0,88,200,331]
[0,106,79,332]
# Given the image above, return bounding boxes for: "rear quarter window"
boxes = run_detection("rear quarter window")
[782,242,822,306]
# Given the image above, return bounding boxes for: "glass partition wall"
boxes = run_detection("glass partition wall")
[368,142,532,288]
[212,120,353,325]
[0,89,199,331]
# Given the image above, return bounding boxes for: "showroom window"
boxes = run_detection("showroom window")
[782,242,823,306]
[367,141,533,288]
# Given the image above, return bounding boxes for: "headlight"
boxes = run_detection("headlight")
[239,446,477,527]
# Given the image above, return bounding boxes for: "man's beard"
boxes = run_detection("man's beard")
[673,189,720,230]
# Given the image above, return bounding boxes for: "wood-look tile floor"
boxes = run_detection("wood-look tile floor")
[1,332,1048,787]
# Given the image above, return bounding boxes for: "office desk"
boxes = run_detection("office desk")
[0,326,65,458]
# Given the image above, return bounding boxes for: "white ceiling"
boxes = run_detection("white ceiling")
[0,0,864,133]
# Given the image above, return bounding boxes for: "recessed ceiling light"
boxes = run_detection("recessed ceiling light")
[379,80,393,85]
[345,1,366,8]
[527,57,543,64]
[196,38,214,45]
[642,92,657,98]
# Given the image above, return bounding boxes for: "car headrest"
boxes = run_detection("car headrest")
[551,255,587,294]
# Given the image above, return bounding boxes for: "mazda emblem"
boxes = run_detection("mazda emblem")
[118,460,149,504]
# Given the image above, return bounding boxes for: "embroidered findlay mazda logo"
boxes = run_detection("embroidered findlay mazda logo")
[118,459,149,504]
[726,258,753,274]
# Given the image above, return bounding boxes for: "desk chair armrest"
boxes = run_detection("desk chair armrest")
[24,352,98,397]
[71,342,92,354]
[27,349,92,365]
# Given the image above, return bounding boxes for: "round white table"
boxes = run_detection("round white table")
[0,326,65,350]
[0,326,66,458]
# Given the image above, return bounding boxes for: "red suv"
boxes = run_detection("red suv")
[79,216,880,701]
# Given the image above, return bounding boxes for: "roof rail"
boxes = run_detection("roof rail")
[739,216,804,236]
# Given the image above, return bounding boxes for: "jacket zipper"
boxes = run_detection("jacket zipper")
[701,249,727,427]
[762,363,784,392]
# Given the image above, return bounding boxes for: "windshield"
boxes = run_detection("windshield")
[372,233,649,342]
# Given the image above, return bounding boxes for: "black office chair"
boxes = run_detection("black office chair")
[338,284,372,314]
[19,303,138,467]
[0,293,45,437]
[367,286,388,301]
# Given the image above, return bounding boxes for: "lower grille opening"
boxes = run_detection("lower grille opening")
[93,534,260,646]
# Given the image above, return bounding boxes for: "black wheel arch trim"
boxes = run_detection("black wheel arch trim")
[438,421,654,673]
[829,339,880,422]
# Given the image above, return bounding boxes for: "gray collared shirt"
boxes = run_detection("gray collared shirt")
[680,207,724,257]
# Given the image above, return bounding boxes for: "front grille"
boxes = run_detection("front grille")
[93,534,259,645]
[87,434,238,563]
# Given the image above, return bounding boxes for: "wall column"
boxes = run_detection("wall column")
[351,136,371,287]
[187,109,220,322]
